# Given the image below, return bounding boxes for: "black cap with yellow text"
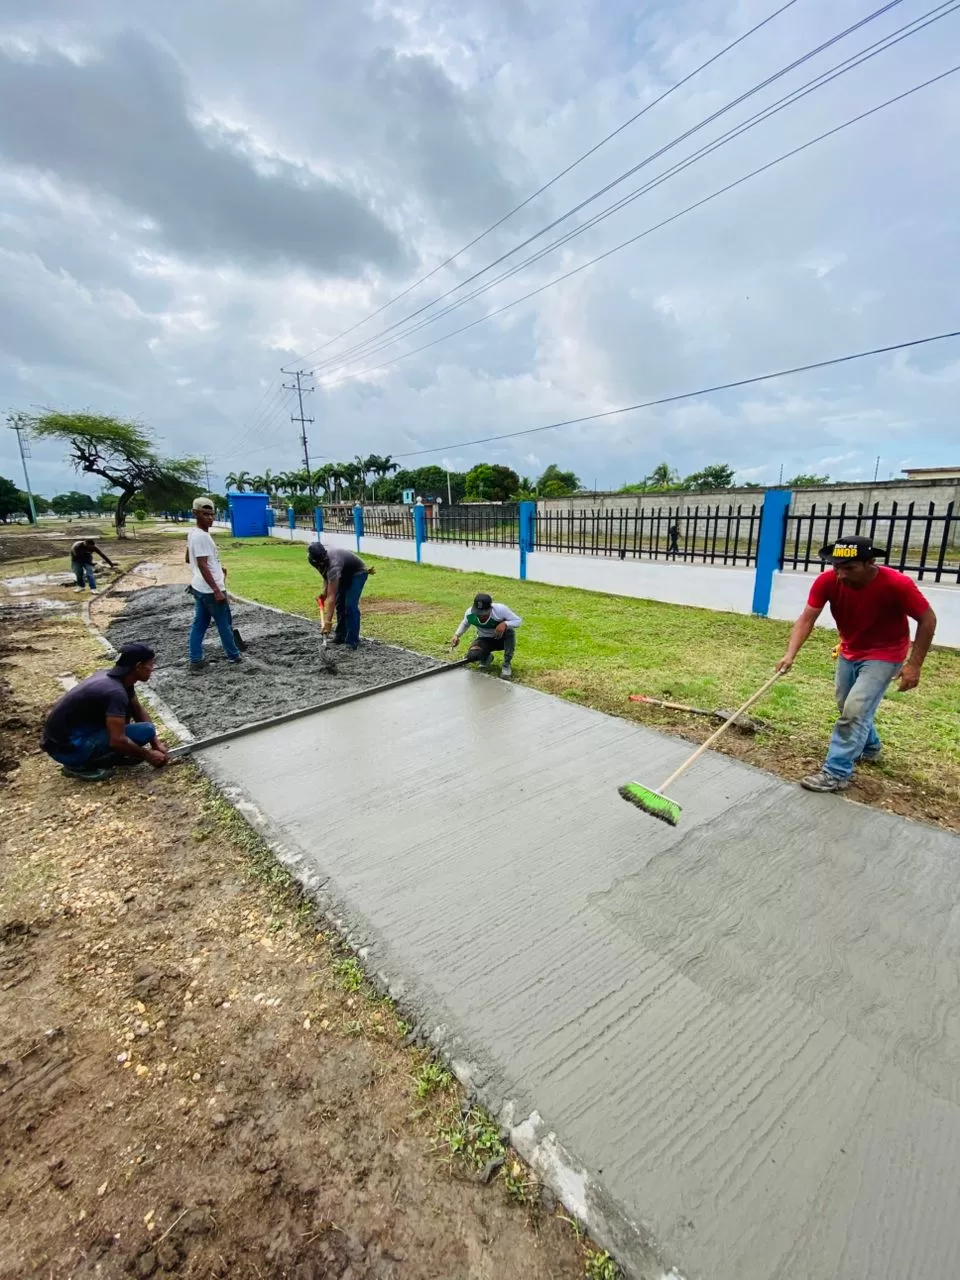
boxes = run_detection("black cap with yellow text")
[818,535,883,562]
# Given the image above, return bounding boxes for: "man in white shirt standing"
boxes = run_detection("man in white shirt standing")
[186,497,242,670]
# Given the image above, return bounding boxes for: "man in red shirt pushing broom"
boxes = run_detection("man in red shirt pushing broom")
[776,535,937,793]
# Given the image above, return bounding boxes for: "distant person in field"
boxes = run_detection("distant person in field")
[451,592,522,680]
[70,538,115,592]
[186,496,242,669]
[307,541,371,649]
[667,524,681,557]
[776,535,936,793]
[41,643,168,782]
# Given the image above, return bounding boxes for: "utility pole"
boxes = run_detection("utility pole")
[281,368,316,501]
[447,470,452,506]
[873,455,880,483]
[8,416,37,524]
[202,455,213,492]
[778,463,784,486]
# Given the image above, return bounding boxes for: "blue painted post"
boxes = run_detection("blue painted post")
[413,503,426,563]
[518,500,536,581]
[314,506,324,535]
[752,489,792,616]
[353,503,364,553]
[287,506,296,530]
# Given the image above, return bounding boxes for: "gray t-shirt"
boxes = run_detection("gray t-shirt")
[321,548,366,587]
[42,669,131,749]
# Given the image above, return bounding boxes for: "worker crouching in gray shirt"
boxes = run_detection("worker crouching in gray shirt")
[451,592,522,679]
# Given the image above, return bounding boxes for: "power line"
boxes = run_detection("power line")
[294,0,801,367]
[281,368,316,500]
[392,329,960,458]
[309,0,908,376]
[315,59,960,391]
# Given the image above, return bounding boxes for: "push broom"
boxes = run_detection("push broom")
[619,671,783,826]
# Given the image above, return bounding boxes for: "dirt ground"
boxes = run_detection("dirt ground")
[0,574,598,1276]
[103,586,439,736]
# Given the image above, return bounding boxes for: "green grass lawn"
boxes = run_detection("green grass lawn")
[220,537,960,822]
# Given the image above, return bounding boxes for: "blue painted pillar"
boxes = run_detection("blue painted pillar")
[413,503,426,563]
[752,489,792,616]
[353,503,364,552]
[287,506,296,530]
[518,501,536,580]
[314,506,324,535]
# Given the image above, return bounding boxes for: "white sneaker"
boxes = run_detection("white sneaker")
[501,662,513,680]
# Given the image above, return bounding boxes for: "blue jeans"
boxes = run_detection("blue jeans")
[334,572,368,647]
[73,561,96,590]
[189,590,240,662]
[823,657,901,780]
[46,721,156,768]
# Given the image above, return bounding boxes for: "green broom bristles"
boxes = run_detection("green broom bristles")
[618,782,681,826]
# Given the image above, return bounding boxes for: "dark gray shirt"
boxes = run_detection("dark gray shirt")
[42,669,132,749]
[321,548,366,587]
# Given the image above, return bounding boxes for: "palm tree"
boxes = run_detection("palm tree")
[366,454,399,500]
[645,462,679,490]
[342,462,363,502]
[225,470,250,492]
[261,468,278,499]
[249,474,266,494]
[311,465,333,501]
[328,464,348,504]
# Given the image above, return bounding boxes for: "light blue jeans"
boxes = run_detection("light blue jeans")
[823,657,901,780]
[46,721,156,767]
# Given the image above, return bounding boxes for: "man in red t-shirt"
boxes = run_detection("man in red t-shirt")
[776,535,936,792]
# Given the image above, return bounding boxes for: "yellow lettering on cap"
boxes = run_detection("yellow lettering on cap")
[833,545,858,558]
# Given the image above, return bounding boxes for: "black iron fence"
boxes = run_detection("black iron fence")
[429,504,518,547]
[363,508,416,540]
[783,500,959,583]
[534,504,762,565]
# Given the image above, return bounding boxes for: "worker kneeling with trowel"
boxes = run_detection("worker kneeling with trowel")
[451,592,521,679]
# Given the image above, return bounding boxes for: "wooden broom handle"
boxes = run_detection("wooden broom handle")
[657,671,783,792]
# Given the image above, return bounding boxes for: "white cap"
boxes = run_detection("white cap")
[192,496,215,512]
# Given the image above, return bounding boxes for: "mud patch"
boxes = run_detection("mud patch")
[106,585,440,735]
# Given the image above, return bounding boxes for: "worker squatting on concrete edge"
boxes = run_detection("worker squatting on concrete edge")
[186,496,242,671]
[307,541,374,649]
[70,537,115,592]
[451,592,522,680]
[40,643,170,782]
[776,534,937,794]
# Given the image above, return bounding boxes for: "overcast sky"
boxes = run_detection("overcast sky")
[0,0,958,498]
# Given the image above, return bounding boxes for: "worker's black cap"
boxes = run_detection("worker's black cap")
[113,642,155,673]
[473,592,493,612]
[818,535,883,563]
[307,541,328,567]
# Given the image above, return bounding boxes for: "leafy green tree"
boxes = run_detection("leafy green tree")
[465,463,519,501]
[0,475,26,522]
[784,472,830,487]
[536,463,580,497]
[50,490,97,516]
[225,470,250,492]
[681,463,736,492]
[645,462,681,490]
[24,412,202,536]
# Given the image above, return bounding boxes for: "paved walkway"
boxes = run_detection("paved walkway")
[200,670,960,1280]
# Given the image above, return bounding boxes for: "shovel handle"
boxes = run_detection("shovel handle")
[657,672,783,792]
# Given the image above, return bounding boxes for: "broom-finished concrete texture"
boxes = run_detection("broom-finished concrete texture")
[200,670,960,1280]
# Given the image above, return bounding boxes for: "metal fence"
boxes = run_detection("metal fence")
[363,508,416,540]
[534,504,762,565]
[783,500,959,583]
[429,505,519,547]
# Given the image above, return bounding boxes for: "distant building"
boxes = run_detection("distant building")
[902,466,960,480]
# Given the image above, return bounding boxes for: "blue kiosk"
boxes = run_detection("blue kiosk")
[227,491,270,537]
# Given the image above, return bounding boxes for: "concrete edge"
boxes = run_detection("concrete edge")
[198,770,683,1280]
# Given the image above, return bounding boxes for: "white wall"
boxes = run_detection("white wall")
[769,571,960,648]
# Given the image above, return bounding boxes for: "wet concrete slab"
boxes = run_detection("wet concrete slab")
[199,670,960,1280]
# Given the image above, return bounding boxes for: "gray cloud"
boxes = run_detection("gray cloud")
[0,32,407,276]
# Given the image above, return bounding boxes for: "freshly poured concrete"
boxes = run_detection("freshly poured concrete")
[201,671,960,1280]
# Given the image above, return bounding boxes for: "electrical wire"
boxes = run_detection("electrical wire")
[391,329,960,458]
[293,0,802,365]
[308,0,907,376]
[313,60,960,392]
